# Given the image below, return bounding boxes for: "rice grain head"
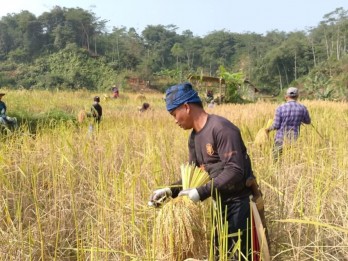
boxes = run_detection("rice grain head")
[152,164,210,261]
[77,110,86,123]
[254,119,273,146]
[153,197,208,261]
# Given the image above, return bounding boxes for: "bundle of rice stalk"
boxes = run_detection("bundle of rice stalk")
[77,110,86,123]
[152,164,210,261]
[254,119,273,146]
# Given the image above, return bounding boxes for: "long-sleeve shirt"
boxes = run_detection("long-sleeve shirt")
[0,101,6,116]
[269,100,311,144]
[171,114,252,203]
[91,103,102,123]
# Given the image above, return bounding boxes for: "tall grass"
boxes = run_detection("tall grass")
[0,90,347,260]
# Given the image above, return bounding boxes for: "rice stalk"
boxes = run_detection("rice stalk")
[153,197,208,261]
[77,110,87,123]
[152,164,210,261]
[254,119,273,146]
[181,163,210,189]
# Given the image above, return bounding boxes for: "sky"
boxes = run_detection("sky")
[1,0,347,36]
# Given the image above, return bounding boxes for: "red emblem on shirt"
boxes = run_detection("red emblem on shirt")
[206,143,214,156]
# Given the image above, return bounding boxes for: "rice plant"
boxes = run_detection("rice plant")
[0,90,346,260]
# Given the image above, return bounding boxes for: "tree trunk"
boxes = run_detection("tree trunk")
[336,28,340,60]
[282,62,289,86]
[294,51,297,80]
[277,65,283,92]
[94,35,97,55]
[186,51,190,68]
[310,37,317,67]
[324,31,330,60]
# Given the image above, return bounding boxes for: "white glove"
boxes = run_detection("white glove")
[150,187,172,202]
[178,188,200,202]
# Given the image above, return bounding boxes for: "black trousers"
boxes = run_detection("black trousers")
[213,196,251,260]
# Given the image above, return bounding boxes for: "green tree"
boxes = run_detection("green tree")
[171,42,185,70]
[202,30,236,75]
[181,30,202,71]
[0,22,12,58]
[218,65,245,103]
[64,7,99,51]
[142,25,178,69]
[0,11,42,61]
[319,7,348,61]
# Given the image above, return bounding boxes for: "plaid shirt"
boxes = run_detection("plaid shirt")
[269,100,311,144]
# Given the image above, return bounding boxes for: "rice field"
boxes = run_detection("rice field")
[0,89,347,260]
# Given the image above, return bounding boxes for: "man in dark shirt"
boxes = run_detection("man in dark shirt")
[266,87,311,160]
[150,82,257,259]
[86,96,102,135]
[91,96,102,124]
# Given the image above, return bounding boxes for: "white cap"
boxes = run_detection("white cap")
[286,87,298,97]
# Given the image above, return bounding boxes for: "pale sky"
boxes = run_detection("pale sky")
[1,0,347,36]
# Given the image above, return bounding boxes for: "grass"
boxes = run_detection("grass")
[0,89,347,260]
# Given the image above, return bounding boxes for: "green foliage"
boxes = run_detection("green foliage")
[300,57,348,100]
[218,65,245,103]
[13,45,116,90]
[154,68,182,83]
[8,48,30,63]
[0,72,15,86]
[0,6,348,99]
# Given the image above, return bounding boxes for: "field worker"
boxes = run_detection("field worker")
[138,102,150,112]
[112,85,119,98]
[266,87,311,160]
[0,93,7,117]
[91,96,102,124]
[149,82,262,259]
[86,96,102,134]
[0,93,17,129]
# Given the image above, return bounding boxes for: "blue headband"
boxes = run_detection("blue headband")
[165,82,202,112]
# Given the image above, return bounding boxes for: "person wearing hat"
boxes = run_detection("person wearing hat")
[149,82,260,259]
[266,87,311,160]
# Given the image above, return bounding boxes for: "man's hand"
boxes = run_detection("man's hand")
[178,188,200,202]
[148,187,172,207]
[253,195,265,211]
[265,128,272,138]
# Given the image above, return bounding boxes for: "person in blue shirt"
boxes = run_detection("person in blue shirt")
[0,93,18,130]
[0,93,7,116]
[266,87,311,160]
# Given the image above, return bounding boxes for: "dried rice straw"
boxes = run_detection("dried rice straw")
[77,110,87,123]
[254,119,273,146]
[152,163,210,261]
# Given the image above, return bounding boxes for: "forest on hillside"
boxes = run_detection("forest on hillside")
[0,6,347,100]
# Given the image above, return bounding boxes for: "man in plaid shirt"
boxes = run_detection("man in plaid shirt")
[266,87,311,160]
